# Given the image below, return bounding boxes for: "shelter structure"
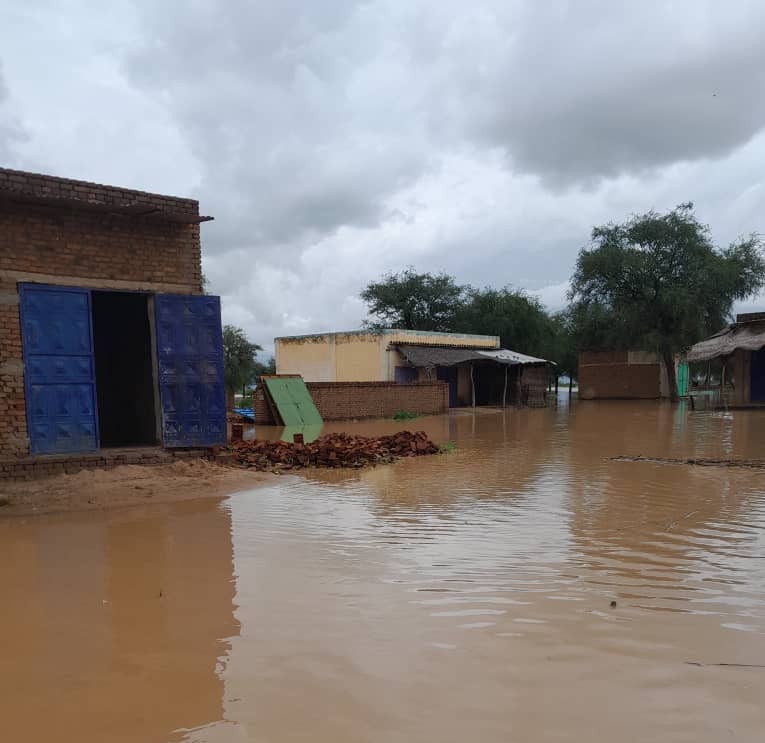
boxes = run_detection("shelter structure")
[0,168,225,478]
[578,351,686,400]
[687,313,765,405]
[275,329,552,408]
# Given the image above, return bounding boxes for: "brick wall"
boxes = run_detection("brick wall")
[0,168,206,460]
[579,359,661,399]
[521,366,549,407]
[252,381,449,423]
[0,447,213,481]
[1,168,202,290]
[0,286,26,456]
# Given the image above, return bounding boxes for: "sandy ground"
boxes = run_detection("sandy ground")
[0,459,275,517]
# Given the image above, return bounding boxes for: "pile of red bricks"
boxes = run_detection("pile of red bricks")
[231,431,439,471]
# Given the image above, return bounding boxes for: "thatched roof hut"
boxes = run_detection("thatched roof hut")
[688,313,765,362]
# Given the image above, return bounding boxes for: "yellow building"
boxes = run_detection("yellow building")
[275,329,551,407]
[275,329,497,382]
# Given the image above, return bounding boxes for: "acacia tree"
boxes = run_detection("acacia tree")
[453,287,556,359]
[222,325,262,409]
[361,268,467,331]
[570,204,765,401]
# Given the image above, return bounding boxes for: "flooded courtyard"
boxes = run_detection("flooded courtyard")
[2,401,765,742]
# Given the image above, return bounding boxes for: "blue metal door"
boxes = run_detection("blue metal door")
[19,284,98,454]
[155,294,226,447]
[751,348,765,402]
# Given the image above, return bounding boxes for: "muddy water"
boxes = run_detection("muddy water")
[2,402,765,742]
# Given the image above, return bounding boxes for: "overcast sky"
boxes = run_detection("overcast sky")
[2,1,764,355]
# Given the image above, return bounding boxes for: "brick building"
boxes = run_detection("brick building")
[275,329,552,414]
[0,168,225,477]
[578,351,682,399]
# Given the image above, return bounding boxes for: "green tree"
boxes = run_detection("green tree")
[361,268,467,331]
[570,203,765,401]
[546,310,578,383]
[454,286,555,359]
[252,355,276,381]
[223,325,262,409]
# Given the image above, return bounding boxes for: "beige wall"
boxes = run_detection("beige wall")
[276,329,499,383]
[276,332,385,382]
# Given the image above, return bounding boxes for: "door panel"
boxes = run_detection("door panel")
[19,284,98,454]
[155,294,226,447]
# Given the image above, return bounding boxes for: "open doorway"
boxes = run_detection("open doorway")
[92,291,158,447]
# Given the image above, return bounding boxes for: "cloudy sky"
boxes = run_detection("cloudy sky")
[2,1,764,354]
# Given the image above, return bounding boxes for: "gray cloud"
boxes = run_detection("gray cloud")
[0,60,27,163]
[466,3,765,184]
[1,1,764,353]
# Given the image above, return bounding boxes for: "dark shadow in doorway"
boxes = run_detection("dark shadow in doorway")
[92,291,158,447]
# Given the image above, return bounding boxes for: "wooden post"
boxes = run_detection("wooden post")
[568,374,573,400]
[554,373,559,396]
[516,367,523,407]
[502,365,508,408]
[470,364,476,408]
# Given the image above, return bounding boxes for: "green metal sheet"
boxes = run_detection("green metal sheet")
[263,377,323,426]
[677,362,689,397]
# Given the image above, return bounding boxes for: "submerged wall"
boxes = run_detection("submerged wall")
[252,381,449,423]
[578,351,665,400]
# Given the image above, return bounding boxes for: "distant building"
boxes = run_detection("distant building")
[578,351,685,400]
[275,329,551,407]
[688,313,765,405]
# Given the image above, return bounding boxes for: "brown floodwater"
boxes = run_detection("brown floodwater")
[2,400,765,742]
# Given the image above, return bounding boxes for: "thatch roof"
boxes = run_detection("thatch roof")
[687,320,765,362]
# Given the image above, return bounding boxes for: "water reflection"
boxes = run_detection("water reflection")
[1,404,764,742]
[0,500,238,743]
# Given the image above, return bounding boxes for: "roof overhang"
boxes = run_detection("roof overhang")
[0,190,213,224]
[687,321,765,362]
[393,344,552,368]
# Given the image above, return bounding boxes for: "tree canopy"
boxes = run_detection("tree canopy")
[453,287,555,360]
[360,268,467,331]
[570,203,765,399]
[222,325,263,400]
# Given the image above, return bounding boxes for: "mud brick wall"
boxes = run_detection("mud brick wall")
[0,168,202,291]
[0,447,213,482]
[0,168,205,461]
[307,382,448,421]
[579,355,661,399]
[252,382,449,424]
[0,287,26,456]
[520,366,549,407]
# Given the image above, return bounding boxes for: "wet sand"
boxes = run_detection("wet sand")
[1,401,764,742]
[0,459,274,516]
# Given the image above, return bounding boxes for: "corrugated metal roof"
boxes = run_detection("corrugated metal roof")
[478,349,552,365]
[395,345,485,367]
[688,321,765,361]
[394,344,551,367]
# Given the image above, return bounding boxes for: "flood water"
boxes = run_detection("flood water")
[2,401,765,742]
